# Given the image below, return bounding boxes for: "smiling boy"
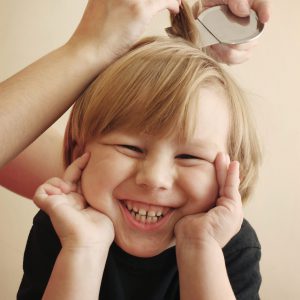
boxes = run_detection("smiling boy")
[18,4,262,299]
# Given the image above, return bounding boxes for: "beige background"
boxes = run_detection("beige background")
[1,0,299,299]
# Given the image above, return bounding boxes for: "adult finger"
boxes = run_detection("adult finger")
[199,0,249,13]
[63,153,90,184]
[201,0,229,9]
[192,0,228,18]
[197,0,270,22]
[227,0,270,22]
[251,0,270,23]
[227,0,252,17]
[209,44,252,64]
[224,39,258,51]
[201,0,254,18]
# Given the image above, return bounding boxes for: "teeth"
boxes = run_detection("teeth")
[156,211,162,217]
[147,210,156,217]
[125,203,165,224]
[138,208,147,216]
[152,216,158,223]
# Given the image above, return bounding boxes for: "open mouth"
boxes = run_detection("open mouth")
[120,199,171,225]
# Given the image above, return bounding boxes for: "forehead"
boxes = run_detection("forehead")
[188,87,230,151]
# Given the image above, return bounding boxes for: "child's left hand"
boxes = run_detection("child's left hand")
[174,153,243,248]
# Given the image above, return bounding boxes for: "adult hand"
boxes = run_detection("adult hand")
[192,0,270,64]
[68,0,182,69]
[34,153,115,249]
[174,153,243,248]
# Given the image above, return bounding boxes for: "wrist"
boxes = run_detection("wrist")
[61,235,114,253]
[61,243,111,262]
[176,240,235,300]
[175,221,221,252]
[42,245,110,299]
[176,235,221,256]
[63,38,115,78]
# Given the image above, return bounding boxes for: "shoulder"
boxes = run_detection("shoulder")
[223,218,261,255]
[30,209,61,254]
[223,219,262,300]
[33,209,53,226]
[18,210,60,299]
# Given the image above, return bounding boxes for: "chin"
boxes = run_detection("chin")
[115,237,174,258]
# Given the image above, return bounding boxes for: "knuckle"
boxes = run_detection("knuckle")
[48,177,63,185]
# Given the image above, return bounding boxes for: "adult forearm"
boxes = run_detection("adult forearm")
[177,241,235,300]
[0,43,106,168]
[0,127,64,198]
[42,246,109,300]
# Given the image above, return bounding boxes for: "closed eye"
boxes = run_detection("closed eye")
[176,154,200,159]
[176,154,213,166]
[118,144,144,153]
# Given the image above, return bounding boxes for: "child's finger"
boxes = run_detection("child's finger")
[223,160,240,200]
[34,184,62,200]
[46,177,77,194]
[215,152,229,197]
[63,153,90,184]
[33,184,63,212]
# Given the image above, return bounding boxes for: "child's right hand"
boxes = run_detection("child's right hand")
[33,153,115,250]
[68,0,181,69]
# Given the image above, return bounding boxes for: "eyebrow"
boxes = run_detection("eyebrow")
[181,139,220,151]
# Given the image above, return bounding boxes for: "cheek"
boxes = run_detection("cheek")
[80,163,110,210]
[80,156,135,210]
[180,165,219,212]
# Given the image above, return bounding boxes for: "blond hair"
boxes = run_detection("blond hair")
[64,1,261,201]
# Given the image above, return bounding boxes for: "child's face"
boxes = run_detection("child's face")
[80,87,230,257]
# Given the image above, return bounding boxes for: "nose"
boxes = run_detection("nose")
[135,155,174,190]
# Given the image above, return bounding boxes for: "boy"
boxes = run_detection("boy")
[18,3,261,300]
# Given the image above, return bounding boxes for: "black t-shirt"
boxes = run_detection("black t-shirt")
[17,211,261,300]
